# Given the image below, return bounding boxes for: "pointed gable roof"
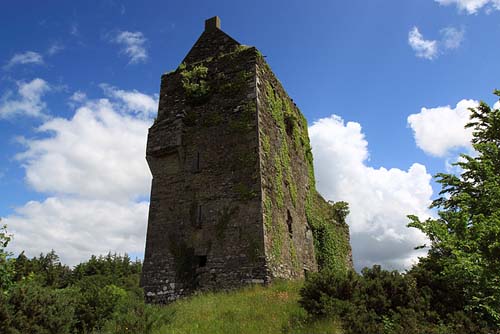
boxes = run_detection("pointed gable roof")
[182,16,241,64]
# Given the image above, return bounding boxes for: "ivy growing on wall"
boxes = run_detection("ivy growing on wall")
[262,67,351,274]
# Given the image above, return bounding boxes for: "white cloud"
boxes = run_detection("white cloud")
[435,0,500,14]
[309,115,433,270]
[4,86,156,266]
[100,83,157,118]
[408,27,438,60]
[408,26,465,60]
[113,31,148,64]
[47,43,64,56]
[5,198,148,266]
[16,98,153,201]
[407,99,476,157]
[494,101,500,110]
[440,27,465,50]
[0,78,50,119]
[70,91,87,103]
[4,51,44,69]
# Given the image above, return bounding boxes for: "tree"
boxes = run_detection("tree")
[0,221,15,292]
[408,90,500,326]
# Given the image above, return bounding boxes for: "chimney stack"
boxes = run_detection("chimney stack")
[205,16,221,32]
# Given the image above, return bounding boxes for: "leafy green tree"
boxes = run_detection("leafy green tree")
[408,90,500,326]
[0,222,15,292]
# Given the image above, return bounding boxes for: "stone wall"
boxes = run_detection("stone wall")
[256,54,318,278]
[142,39,269,303]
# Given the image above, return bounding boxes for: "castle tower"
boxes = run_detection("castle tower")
[141,17,352,303]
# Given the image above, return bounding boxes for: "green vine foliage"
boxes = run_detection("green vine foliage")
[264,79,351,274]
[307,196,351,274]
[180,64,211,106]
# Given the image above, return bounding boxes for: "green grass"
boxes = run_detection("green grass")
[154,280,343,334]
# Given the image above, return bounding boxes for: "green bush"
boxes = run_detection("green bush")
[299,266,494,334]
[180,64,211,105]
[7,280,77,334]
[101,294,173,334]
[72,276,127,332]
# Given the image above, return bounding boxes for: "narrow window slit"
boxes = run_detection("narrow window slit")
[286,210,293,238]
[196,205,202,228]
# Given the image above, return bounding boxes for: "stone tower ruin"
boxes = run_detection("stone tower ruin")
[141,17,352,303]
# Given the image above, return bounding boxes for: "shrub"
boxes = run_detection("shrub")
[101,293,173,334]
[298,266,494,334]
[7,280,77,334]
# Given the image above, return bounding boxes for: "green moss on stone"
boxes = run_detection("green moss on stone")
[216,206,239,240]
[247,237,261,264]
[183,111,197,126]
[219,70,252,97]
[288,179,298,207]
[235,183,257,201]
[202,111,223,127]
[167,236,196,283]
[229,101,255,133]
[270,219,285,263]
[262,133,271,158]
[289,239,300,270]
[274,154,284,208]
[264,196,273,231]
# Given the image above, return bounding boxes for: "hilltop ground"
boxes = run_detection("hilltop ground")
[155,280,342,334]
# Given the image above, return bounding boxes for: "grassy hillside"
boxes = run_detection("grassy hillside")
[155,280,342,334]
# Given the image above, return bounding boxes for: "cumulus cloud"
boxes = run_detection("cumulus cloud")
[309,115,433,270]
[407,99,476,157]
[4,51,44,69]
[112,31,148,64]
[70,91,87,103]
[408,27,438,60]
[16,97,153,201]
[4,86,156,265]
[440,27,465,50]
[0,78,50,119]
[435,0,500,14]
[100,83,157,118]
[408,26,465,60]
[5,198,148,266]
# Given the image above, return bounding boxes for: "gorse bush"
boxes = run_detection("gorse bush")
[6,279,77,334]
[299,266,495,334]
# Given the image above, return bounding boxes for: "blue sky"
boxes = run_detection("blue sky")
[1,0,499,269]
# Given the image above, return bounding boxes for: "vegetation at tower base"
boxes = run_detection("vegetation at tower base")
[2,232,348,334]
[407,90,500,327]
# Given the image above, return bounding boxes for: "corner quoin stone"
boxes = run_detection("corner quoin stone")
[140,16,352,304]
